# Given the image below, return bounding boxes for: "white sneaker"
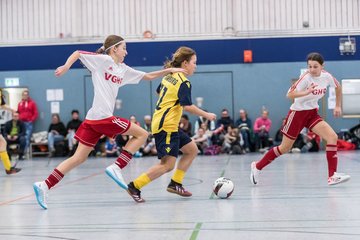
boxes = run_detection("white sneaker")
[250,161,261,185]
[291,148,301,153]
[105,163,128,190]
[33,181,49,209]
[328,172,351,186]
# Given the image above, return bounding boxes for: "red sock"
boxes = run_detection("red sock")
[45,168,64,189]
[326,144,338,177]
[115,150,133,169]
[256,146,282,170]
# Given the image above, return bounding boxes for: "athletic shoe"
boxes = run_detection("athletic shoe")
[166,180,192,197]
[250,161,261,185]
[328,172,351,185]
[5,167,21,175]
[33,181,49,209]
[105,163,128,190]
[133,151,143,158]
[291,148,301,153]
[127,182,145,203]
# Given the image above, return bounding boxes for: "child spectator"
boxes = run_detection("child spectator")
[105,137,119,158]
[192,127,208,155]
[179,114,192,137]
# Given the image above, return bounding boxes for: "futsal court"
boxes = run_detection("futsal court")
[1,151,359,240]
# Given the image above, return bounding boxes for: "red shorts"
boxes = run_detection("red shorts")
[281,109,322,140]
[75,116,130,147]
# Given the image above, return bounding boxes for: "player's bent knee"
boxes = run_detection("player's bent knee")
[327,133,338,145]
[181,142,198,156]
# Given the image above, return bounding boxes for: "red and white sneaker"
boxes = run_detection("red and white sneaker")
[328,172,351,185]
[166,180,192,197]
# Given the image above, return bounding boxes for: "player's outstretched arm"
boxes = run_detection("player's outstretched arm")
[183,105,216,121]
[55,51,81,77]
[142,68,188,80]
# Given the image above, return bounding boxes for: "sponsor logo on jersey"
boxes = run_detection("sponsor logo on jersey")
[105,72,123,84]
[312,88,327,95]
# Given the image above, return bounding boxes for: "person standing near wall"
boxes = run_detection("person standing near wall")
[33,34,187,209]
[250,52,350,186]
[127,47,217,203]
[0,89,21,174]
[17,89,38,156]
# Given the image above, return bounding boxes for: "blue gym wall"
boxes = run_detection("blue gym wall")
[1,35,359,136]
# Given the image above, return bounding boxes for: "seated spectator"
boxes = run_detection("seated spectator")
[105,137,119,158]
[212,108,234,146]
[194,111,216,133]
[274,118,286,146]
[216,108,234,132]
[192,127,209,155]
[301,129,320,153]
[48,113,67,157]
[66,110,82,154]
[291,134,306,153]
[115,134,129,150]
[223,125,243,154]
[4,111,26,160]
[235,109,253,152]
[253,110,272,152]
[129,115,140,126]
[92,134,107,157]
[142,115,157,156]
[143,115,152,132]
[179,114,192,137]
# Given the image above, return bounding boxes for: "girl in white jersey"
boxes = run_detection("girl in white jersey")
[33,35,186,209]
[250,52,350,186]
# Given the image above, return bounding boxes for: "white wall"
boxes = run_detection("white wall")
[1,0,359,45]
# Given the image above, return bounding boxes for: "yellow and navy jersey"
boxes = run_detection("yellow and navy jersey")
[152,72,192,134]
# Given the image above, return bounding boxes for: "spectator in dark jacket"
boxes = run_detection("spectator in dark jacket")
[235,109,253,152]
[66,110,82,152]
[216,108,234,132]
[48,113,67,157]
[4,111,26,160]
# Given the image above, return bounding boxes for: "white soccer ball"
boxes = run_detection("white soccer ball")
[213,177,234,199]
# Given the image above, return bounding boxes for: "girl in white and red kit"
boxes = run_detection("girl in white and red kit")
[33,35,186,209]
[250,52,350,186]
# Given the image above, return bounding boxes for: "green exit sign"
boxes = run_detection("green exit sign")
[4,78,19,87]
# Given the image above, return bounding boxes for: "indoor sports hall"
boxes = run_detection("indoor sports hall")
[1,1,360,240]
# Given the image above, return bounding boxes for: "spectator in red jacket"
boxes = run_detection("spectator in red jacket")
[17,89,38,154]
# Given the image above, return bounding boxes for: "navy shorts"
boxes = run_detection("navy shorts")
[154,129,192,159]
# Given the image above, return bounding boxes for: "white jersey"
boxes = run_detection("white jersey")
[79,51,145,120]
[288,70,339,111]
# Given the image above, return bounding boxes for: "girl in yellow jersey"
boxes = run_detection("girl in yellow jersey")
[127,47,217,202]
[0,89,21,175]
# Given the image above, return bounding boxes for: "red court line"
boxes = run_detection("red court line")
[0,171,104,206]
